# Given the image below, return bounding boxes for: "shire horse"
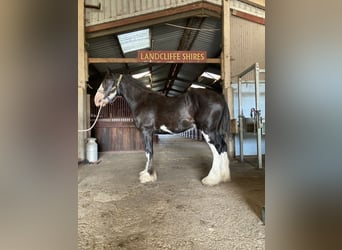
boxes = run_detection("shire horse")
[94,72,231,186]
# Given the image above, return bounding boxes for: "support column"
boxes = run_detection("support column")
[78,0,87,160]
[222,0,235,159]
[78,88,86,160]
[255,63,262,168]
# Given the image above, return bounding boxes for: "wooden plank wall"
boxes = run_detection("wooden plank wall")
[94,123,144,151]
[91,97,145,152]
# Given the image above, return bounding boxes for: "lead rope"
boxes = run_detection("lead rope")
[78,74,123,133]
[78,104,103,132]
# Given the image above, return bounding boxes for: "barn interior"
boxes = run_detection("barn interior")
[78,0,265,249]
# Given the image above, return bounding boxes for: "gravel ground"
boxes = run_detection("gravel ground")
[78,136,265,249]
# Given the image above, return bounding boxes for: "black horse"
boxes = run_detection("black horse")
[94,72,231,186]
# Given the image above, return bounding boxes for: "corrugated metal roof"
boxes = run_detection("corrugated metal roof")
[87,35,120,58]
[152,20,187,50]
[86,1,265,96]
[86,16,223,95]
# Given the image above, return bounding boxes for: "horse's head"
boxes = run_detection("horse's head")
[94,71,123,107]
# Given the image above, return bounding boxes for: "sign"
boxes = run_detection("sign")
[138,50,207,63]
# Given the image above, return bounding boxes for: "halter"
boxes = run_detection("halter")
[116,74,123,88]
[78,74,123,133]
[105,74,123,103]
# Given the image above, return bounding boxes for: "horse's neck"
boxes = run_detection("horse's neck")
[120,77,147,111]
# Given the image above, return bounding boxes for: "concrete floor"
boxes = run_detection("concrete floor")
[78,135,265,249]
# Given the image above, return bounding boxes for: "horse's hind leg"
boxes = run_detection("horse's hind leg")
[139,129,157,183]
[219,140,231,182]
[201,131,231,186]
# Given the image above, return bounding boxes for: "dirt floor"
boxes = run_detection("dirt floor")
[78,135,265,250]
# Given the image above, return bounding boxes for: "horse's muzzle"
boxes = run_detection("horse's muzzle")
[94,92,108,107]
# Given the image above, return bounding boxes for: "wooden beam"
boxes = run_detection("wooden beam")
[85,3,101,9]
[86,2,221,38]
[78,0,87,160]
[88,57,221,64]
[222,0,235,159]
[239,0,265,9]
[231,9,265,25]
[164,17,205,95]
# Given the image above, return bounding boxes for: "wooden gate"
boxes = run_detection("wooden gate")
[91,97,145,152]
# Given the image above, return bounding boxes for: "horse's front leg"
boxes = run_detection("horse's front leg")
[139,129,157,183]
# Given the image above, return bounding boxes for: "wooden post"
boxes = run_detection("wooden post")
[78,0,87,160]
[222,0,235,159]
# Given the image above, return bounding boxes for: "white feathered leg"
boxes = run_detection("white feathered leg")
[201,132,226,186]
[219,151,231,182]
[139,152,157,183]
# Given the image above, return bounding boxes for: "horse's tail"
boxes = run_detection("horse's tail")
[219,100,230,136]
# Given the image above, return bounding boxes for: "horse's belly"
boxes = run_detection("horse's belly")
[158,120,195,134]
[180,119,195,130]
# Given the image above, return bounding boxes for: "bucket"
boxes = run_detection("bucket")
[86,138,98,163]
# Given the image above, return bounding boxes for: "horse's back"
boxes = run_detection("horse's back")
[188,88,225,102]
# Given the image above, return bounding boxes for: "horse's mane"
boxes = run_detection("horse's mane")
[123,74,165,95]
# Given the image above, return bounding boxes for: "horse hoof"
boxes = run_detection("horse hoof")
[201,176,220,186]
[139,171,157,183]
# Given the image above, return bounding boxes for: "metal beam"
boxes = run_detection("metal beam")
[164,17,206,95]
